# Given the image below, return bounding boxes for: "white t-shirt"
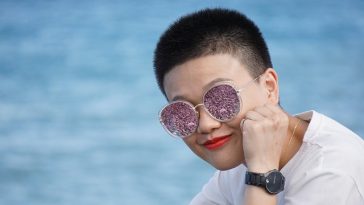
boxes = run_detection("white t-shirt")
[190,111,364,205]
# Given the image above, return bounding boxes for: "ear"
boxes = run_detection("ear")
[262,68,279,105]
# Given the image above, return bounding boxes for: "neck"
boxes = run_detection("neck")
[279,115,308,170]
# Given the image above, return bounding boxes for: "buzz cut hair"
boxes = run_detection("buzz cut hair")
[154,8,273,96]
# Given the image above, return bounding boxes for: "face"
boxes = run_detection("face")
[163,54,278,170]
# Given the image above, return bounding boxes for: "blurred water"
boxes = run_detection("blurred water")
[0,0,363,204]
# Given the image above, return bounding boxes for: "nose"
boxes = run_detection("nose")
[196,106,222,134]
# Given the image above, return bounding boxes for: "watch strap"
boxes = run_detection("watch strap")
[245,171,266,187]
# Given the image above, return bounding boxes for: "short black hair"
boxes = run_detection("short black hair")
[153,8,272,97]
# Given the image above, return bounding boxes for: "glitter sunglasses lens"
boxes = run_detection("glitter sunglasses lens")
[204,84,240,121]
[160,102,198,137]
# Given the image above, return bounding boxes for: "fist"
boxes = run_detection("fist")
[240,104,289,172]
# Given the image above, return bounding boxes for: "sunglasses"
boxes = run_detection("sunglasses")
[159,75,262,138]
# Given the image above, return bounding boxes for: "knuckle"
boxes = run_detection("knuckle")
[251,122,262,131]
[265,118,274,126]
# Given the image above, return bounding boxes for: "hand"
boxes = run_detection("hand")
[240,104,289,172]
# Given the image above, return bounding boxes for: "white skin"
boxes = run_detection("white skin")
[163,54,308,204]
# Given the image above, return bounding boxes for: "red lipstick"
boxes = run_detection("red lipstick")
[203,135,231,150]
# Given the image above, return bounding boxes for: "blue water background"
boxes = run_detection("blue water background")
[1,0,363,204]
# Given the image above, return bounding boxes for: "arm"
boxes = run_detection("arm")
[241,104,289,205]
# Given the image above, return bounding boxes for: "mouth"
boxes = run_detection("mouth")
[203,135,231,150]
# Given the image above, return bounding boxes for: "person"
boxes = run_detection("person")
[153,8,364,205]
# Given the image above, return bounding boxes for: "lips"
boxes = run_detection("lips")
[203,135,231,150]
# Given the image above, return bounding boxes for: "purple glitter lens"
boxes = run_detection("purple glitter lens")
[203,84,240,121]
[160,101,198,137]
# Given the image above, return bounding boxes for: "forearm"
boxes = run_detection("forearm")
[241,106,291,205]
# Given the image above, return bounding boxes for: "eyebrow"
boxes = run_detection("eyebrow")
[171,77,232,102]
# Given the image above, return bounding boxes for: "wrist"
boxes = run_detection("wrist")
[247,162,279,173]
[245,169,285,195]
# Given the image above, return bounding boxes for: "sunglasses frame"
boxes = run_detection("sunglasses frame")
[201,80,243,122]
[159,100,199,138]
[159,75,262,139]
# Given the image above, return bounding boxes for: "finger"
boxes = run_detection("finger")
[264,104,289,130]
[240,118,254,135]
[264,104,284,115]
[254,106,274,118]
[245,110,265,121]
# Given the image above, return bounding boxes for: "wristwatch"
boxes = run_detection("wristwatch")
[245,169,285,195]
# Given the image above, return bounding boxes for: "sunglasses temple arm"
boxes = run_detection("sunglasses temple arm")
[237,74,263,92]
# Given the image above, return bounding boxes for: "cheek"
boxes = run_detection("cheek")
[239,90,267,114]
[182,136,194,148]
[182,135,206,159]
[225,97,261,131]
[227,116,243,130]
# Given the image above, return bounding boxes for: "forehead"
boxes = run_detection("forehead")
[163,54,251,102]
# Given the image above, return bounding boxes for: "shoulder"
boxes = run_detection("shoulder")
[302,111,364,165]
[298,110,363,146]
[290,110,364,202]
[296,111,364,162]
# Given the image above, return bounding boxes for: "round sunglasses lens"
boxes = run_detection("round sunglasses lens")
[204,84,240,121]
[160,102,198,137]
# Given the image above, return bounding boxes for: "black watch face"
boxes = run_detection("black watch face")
[265,171,285,194]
